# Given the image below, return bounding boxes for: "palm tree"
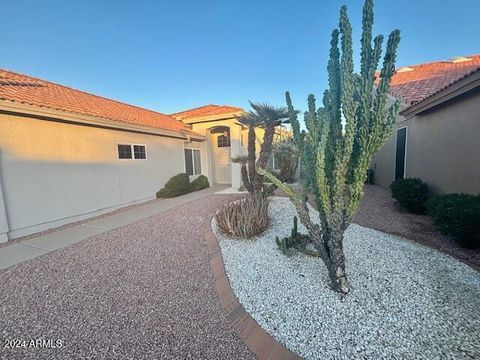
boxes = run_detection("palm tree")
[235,102,290,192]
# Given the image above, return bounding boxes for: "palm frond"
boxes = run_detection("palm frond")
[249,101,290,125]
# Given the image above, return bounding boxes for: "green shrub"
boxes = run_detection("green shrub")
[389,178,429,214]
[427,194,480,249]
[156,173,192,198]
[215,192,269,238]
[191,175,209,191]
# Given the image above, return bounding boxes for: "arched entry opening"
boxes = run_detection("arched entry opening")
[209,126,231,184]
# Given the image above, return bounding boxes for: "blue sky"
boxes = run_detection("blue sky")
[1,0,478,115]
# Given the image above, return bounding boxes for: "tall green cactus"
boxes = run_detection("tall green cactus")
[258,0,400,296]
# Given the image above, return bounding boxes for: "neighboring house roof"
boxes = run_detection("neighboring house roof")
[386,54,480,106]
[171,104,244,121]
[0,69,203,139]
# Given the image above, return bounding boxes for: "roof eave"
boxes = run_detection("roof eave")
[0,100,206,141]
[400,69,480,118]
[175,111,245,124]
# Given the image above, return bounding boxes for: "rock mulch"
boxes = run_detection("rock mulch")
[214,197,480,360]
[0,195,254,360]
[276,184,479,271]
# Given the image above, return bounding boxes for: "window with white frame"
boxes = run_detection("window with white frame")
[133,145,146,159]
[117,144,147,160]
[184,148,201,175]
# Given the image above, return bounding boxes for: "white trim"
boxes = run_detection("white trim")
[116,143,148,161]
[394,126,408,181]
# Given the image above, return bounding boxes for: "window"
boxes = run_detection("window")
[395,127,407,180]
[184,149,193,175]
[184,148,201,175]
[118,144,146,160]
[133,145,146,159]
[217,134,230,147]
[193,149,201,174]
[118,144,132,159]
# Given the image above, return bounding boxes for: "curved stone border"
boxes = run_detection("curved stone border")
[204,219,301,360]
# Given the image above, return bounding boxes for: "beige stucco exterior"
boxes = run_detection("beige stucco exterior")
[0,105,208,241]
[179,111,269,190]
[0,100,292,242]
[371,87,480,195]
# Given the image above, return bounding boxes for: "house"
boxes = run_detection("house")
[171,105,246,189]
[371,54,480,195]
[0,70,254,242]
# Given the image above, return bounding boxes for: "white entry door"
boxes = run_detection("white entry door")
[213,134,231,184]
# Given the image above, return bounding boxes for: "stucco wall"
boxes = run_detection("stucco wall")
[371,89,480,195]
[190,119,253,188]
[0,114,199,239]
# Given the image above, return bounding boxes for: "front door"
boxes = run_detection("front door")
[213,133,231,184]
[395,127,407,180]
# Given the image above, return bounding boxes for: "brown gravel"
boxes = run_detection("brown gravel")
[0,195,254,359]
[353,185,479,272]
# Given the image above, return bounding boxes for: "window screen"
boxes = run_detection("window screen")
[193,150,201,175]
[133,145,146,159]
[118,144,132,159]
[185,149,193,175]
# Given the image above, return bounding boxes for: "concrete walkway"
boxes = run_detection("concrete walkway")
[0,185,227,270]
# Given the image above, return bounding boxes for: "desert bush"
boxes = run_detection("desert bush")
[156,173,192,198]
[389,178,429,214]
[215,192,269,238]
[191,175,209,191]
[427,193,480,249]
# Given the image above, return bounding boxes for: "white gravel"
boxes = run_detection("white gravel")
[213,197,480,359]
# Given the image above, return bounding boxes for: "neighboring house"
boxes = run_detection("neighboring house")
[0,69,213,242]
[371,55,480,195]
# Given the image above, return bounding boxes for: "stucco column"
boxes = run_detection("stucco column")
[0,149,10,243]
[204,129,214,186]
[230,123,242,189]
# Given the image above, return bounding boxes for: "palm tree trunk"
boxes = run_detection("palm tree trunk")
[247,125,256,192]
[241,164,252,192]
[254,124,276,191]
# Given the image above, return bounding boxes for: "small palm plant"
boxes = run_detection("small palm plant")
[258,0,401,296]
[233,101,290,193]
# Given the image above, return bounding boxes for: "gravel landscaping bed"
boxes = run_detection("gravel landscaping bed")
[213,197,480,359]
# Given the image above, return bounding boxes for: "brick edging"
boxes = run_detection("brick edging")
[204,218,302,360]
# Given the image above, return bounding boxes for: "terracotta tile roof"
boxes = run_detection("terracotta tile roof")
[171,104,244,121]
[0,69,203,139]
[385,54,480,105]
